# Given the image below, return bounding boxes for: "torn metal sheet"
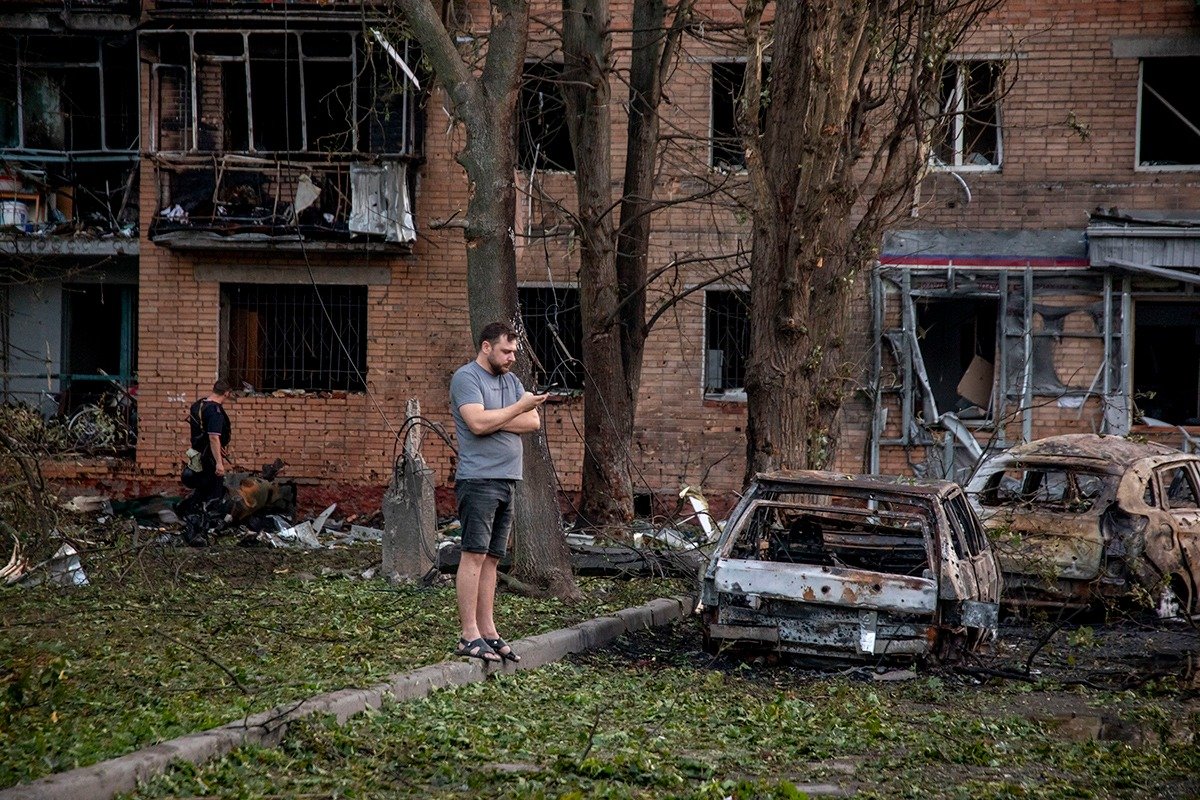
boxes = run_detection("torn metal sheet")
[350,163,416,243]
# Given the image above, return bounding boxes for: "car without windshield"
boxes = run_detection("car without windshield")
[698,470,1003,663]
[965,434,1200,617]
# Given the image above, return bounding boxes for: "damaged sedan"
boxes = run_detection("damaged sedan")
[699,471,1002,662]
[966,434,1200,617]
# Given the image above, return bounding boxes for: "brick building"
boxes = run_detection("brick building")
[0,1,1198,504]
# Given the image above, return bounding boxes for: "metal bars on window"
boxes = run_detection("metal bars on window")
[705,289,750,394]
[222,283,367,392]
[519,286,582,390]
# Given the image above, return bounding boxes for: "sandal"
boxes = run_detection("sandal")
[484,637,521,663]
[455,637,501,663]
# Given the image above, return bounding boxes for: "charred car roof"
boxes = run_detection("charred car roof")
[751,469,960,499]
[982,434,1178,472]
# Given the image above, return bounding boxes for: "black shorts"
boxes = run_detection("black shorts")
[456,479,516,559]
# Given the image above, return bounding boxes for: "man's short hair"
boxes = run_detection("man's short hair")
[212,379,232,395]
[478,322,518,349]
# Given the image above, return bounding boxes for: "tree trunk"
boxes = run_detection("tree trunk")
[561,0,634,531]
[393,0,578,599]
[740,0,999,484]
[568,0,690,531]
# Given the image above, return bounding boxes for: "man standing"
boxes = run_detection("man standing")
[183,379,233,512]
[449,322,548,663]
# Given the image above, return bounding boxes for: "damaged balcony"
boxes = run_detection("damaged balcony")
[0,33,140,256]
[145,29,423,252]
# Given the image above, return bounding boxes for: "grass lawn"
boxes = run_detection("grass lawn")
[1,542,684,789]
[125,623,1200,799]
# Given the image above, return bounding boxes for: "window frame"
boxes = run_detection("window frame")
[703,287,750,401]
[516,60,575,174]
[1135,56,1200,172]
[517,283,583,393]
[0,33,138,155]
[147,29,420,157]
[931,58,1003,173]
[219,282,369,394]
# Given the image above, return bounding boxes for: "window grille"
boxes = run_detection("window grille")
[705,290,749,394]
[222,283,367,392]
[519,286,582,391]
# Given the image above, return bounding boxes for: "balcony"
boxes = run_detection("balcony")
[145,29,422,251]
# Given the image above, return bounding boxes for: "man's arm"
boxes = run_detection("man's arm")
[208,432,226,475]
[459,392,547,436]
[501,408,541,434]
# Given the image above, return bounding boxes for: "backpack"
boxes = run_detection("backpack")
[188,399,209,452]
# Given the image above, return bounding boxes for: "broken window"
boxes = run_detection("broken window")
[976,468,1111,513]
[61,282,137,411]
[519,286,582,391]
[0,34,137,153]
[150,30,421,156]
[705,289,750,397]
[517,61,574,172]
[915,297,997,420]
[932,60,1002,169]
[729,498,932,578]
[221,284,367,393]
[1160,465,1200,511]
[710,61,769,171]
[1138,57,1200,168]
[1134,301,1200,426]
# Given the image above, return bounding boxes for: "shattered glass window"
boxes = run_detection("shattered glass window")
[730,499,931,578]
[1161,466,1200,510]
[519,286,583,392]
[982,468,1112,512]
[517,61,574,172]
[221,283,367,393]
[932,60,1002,170]
[705,290,750,396]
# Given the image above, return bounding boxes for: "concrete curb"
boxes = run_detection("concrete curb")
[0,595,692,800]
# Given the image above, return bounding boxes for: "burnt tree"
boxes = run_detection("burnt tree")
[393,0,578,599]
[739,0,1002,480]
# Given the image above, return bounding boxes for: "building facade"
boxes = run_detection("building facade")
[1,0,1198,503]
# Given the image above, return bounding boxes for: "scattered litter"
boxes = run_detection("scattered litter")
[1,532,28,584]
[873,669,919,682]
[313,503,337,534]
[19,543,89,588]
[679,485,721,541]
[63,495,113,515]
[361,566,377,580]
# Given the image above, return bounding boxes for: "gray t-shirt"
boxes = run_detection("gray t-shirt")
[450,360,526,480]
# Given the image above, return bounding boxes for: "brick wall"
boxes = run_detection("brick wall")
[118,0,1200,502]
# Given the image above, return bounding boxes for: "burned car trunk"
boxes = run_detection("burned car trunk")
[699,471,1002,663]
[967,434,1200,617]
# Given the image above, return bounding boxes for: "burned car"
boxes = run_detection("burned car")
[966,434,1200,617]
[698,471,1002,662]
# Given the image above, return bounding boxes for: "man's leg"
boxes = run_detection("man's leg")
[457,551,487,640]
[475,554,500,639]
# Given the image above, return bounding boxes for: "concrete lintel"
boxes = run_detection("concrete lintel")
[0,237,139,257]
[193,264,392,286]
[1112,35,1200,59]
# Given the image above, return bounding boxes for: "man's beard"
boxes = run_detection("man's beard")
[488,354,511,374]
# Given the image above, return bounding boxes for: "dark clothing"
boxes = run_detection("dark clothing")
[184,398,231,507]
[189,399,230,453]
[456,478,515,559]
